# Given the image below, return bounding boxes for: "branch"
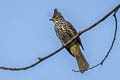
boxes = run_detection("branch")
[72,6,119,73]
[88,8,118,70]
[0,4,120,71]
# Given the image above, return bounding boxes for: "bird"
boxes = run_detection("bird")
[50,9,89,73]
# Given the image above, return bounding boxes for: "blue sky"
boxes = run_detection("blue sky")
[0,0,120,80]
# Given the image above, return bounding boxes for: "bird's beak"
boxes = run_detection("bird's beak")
[49,18,53,21]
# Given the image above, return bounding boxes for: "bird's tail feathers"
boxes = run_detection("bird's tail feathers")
[70,43,89,73]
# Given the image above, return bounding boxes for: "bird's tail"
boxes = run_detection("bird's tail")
[70,43,89,73]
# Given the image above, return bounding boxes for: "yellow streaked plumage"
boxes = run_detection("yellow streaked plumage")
[50,8,89,73]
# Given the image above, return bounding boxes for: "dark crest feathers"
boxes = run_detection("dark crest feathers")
[52,8,63,19]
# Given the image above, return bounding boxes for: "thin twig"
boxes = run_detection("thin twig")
[0,4,119,71]
[72,7,119,73]
[88,8,118,70]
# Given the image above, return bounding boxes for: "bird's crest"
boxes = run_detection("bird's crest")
[52,8,64,19]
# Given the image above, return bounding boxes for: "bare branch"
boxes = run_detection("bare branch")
[0,4,120,71]
[72,6,119,72]
[88,8,118,70]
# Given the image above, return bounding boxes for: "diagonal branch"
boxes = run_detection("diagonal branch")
[0,4,120,71]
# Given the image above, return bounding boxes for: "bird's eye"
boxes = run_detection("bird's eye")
[56,16,59,19]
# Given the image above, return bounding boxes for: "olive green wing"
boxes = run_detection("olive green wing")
[66,21,84,50]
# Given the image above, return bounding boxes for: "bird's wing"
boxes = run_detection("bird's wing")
[66,21,84,50]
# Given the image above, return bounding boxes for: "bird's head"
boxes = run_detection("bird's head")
[50,8,64,23]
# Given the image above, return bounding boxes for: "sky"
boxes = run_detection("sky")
[0,0,120,80]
